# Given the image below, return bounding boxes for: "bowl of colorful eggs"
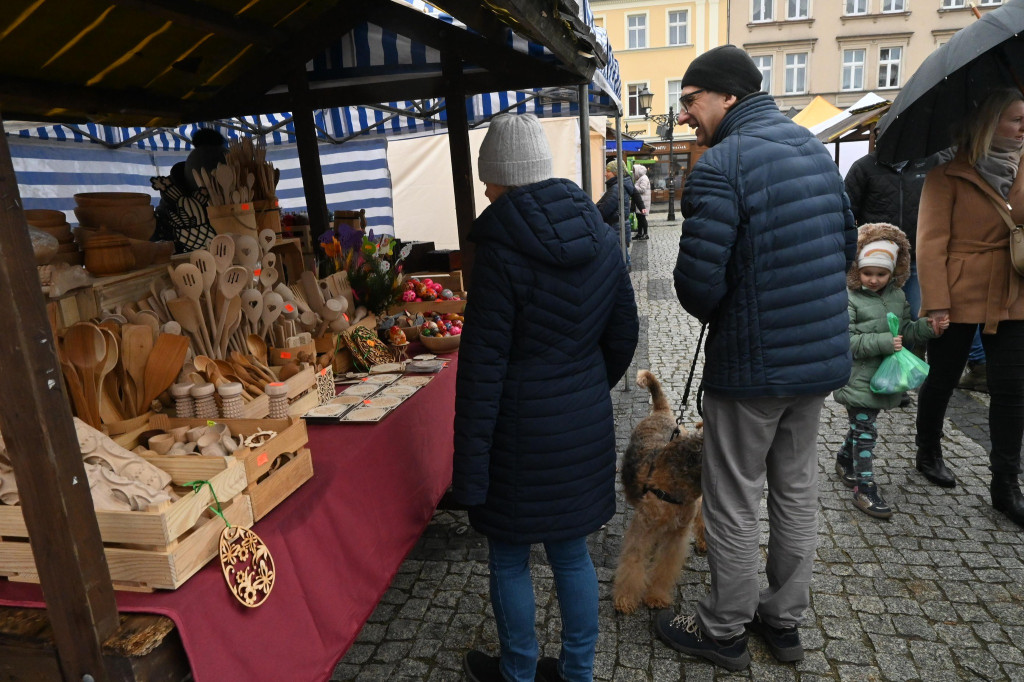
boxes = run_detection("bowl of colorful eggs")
[418,312,463,353]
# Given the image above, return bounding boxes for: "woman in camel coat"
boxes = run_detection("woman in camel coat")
[915,87,1024,528]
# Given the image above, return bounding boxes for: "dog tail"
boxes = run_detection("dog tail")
[636,369,671,414]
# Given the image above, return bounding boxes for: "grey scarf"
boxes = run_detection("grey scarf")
[975,135,1023,199]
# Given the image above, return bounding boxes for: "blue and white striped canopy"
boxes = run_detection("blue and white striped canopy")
[6,0,620,152]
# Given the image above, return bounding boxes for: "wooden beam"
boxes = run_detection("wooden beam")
[287,70,330,243]
[443,52,477,291]
[0,117,117,681]
[490,0,598,79]
[107,0,284,46]
[418,0,510,42]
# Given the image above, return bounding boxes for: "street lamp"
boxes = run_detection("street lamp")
[638,86,677,221]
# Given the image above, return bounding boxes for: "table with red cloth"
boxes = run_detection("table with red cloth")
[0,352,457,682]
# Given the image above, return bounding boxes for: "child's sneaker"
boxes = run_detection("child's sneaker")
[835,455,856,488]
[853,483,893,519]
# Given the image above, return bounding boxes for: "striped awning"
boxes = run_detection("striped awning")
[4,0,620,152]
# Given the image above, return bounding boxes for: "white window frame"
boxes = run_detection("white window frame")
[979,0,1002,6]
[941,0,966,7]
[842,49,866,91]
[882,0,906,12]
[627,82,649,117]
[878,46,902,89]
[667,79,683,115]
[785,52,808,94]
[787,0,809,20]
[626,13,648,50]
[667,10,689,46]
[753,55,773,95]
[845,0,868,14]
[752,0,774,22]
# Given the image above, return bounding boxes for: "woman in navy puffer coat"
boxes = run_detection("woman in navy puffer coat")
[455,114,638,682]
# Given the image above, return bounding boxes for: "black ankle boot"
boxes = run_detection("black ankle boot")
[991,475,1024,528]
[915,447,956,488]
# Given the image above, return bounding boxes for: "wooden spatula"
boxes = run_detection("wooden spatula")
[120,324,153,416]
[141,333,190,412]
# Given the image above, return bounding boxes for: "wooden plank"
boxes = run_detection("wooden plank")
[248,447,314,521]
[0,115,117,680]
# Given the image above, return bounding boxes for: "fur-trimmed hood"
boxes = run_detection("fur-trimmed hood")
[847,222,911,290]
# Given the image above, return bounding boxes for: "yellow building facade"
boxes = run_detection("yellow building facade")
[591,0,730,204]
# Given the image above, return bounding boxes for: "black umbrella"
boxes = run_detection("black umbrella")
[875,0,1024,164]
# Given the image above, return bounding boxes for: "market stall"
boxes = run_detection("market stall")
[0,2,612,680]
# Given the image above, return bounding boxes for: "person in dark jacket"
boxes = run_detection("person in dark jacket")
[454,114,639,682]
[654,45,857,671]
[596,160,645,267]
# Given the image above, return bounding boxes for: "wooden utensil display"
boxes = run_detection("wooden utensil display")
[63,322,107,428]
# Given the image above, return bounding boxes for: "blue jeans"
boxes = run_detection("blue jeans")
[488,536,599,682]
[905,260,921,321]
[969,328,986,364]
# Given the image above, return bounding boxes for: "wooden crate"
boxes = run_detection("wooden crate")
[50,264,171,331]
[405,270,463,293]
[387,295,466,316]
[247,447,314,521]
[0,458,252,590]
[142,415,311,522]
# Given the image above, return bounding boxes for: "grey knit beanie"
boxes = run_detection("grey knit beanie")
[478,114,553,186]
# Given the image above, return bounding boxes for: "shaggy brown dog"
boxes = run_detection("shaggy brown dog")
[613,370,705,614]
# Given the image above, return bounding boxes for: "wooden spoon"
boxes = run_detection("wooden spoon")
[257,228,276,255]
[260,291,284,339]
[167,296,209,358]
[240,289,263,337]
[62,323,106,428]
[234,235,260,274]
[210,234,235,274]
[230,350,276,384]
[246,334,273,374]
[188,250,219,338]
[171,263,215,357]
[214,359,263,395]
[96,327,122,422]
[121,324,153,416]
[218,296,242,359]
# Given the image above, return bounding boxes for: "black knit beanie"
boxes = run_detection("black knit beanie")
[680,45,762,98]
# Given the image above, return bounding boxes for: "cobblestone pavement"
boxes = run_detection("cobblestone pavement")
[333,214,1024,681]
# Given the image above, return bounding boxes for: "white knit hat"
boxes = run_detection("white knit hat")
[477,114,553,186]
[858,240,899,272]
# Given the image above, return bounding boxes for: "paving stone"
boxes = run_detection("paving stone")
[333,217,1021,681]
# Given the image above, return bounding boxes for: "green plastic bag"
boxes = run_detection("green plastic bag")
[629,212,638,233]
[869,312,930,394]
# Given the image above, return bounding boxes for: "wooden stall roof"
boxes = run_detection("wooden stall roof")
[0,0,606,127]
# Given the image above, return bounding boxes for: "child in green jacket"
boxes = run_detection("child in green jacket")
[833,223,947,519]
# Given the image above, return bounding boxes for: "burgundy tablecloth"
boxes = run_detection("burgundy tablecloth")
[0,353,457,682]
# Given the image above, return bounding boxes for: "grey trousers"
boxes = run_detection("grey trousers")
[695,391,825,639]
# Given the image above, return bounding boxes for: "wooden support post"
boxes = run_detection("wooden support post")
[578,84,591,196]
[0,117,116,680]
[444,52,476,290]
[288,70,330,243]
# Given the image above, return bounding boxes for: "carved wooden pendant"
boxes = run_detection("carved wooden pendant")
[219,525,275,607]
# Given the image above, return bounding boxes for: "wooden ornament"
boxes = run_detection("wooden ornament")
[219,524,275,607]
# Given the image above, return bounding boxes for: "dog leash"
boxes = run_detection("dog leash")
[673,322,707,436]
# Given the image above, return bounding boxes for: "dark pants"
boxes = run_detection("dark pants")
[635,212,648,238]
[917,321,1024,475]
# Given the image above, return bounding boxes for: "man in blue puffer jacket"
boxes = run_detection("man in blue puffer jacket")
[654,46,857,671]
[454,114,638,682]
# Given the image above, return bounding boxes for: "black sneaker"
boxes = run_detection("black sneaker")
[835,456,857,488]
[654,611,750,671]
[853,483,893,519]
[535,657,566,682]
[463,650,503,682]
[746,613,804,662]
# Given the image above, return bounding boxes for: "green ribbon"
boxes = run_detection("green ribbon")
[184,479,231,528]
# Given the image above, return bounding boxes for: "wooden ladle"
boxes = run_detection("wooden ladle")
[141,333,190,413]
[63,323,106,428]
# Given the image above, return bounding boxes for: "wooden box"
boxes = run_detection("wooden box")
[50,264,171,332]
[406,270,463,293]
[142,415,311,522]
[0,458,252,590]
[388,295,467,316]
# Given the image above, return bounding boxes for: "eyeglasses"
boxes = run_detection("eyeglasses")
[678,89,707,114]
